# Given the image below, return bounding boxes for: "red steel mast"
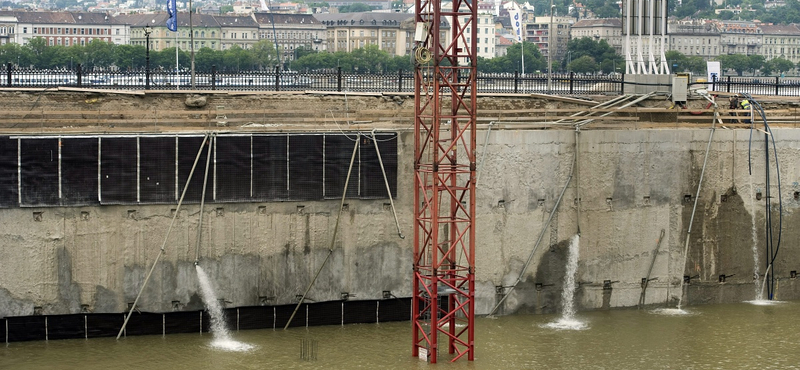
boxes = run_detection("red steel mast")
[412,0,477,363]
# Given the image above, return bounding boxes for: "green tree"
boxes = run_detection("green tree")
[222,45,255,71]
[718,54,750,76]
[350,44,390,73]
[747,54,765,76]
[250,39,279,69]
[685,56,707,75]
[83,39,116,69]
[151,47,190,70]
[193,47,223,70]
[665,50,688,72]
[339,3,371,12]
[565,37,619,72]
[762,57,793,76]
[220,5,233,13]
[113,44,145,70]
[568,55,598,73]
[0,42,34,67]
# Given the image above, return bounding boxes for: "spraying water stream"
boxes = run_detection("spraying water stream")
[542,234,587,330]
[195,265,254,351]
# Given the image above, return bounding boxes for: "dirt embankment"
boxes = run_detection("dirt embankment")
[0,89,797,134]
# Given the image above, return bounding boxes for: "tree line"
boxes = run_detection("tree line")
[0,37,281,71]
[2,35,794,77]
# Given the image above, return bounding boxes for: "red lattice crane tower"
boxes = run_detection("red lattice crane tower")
[412,0,477,363]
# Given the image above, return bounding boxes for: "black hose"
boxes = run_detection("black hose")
[745,93,783,299]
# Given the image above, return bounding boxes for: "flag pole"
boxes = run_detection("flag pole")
[176,30,179,88]
[189,0,195,88]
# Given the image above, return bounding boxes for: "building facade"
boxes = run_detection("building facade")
[759,24,800,64]
[571,18,623,54]
[252,13,326,64]
[0,11,127,47]
[524,16,573,62]
[314,12,412,56]
[667,20,720,61]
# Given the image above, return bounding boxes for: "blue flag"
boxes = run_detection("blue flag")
[166,0,177,31]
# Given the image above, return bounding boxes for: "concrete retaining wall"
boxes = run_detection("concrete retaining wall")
[2,126,799,319]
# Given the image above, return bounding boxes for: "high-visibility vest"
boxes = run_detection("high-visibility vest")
[741,100,751,110]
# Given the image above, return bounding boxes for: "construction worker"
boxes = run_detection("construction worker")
[740,99,751,123]
[728,96,739,111]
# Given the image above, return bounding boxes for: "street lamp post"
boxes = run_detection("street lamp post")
[566,50,572,72]
[144,25,152,90]
[546,1,554,92]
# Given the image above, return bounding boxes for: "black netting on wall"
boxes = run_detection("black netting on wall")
[323,134,359,199]
[177,137,213,203]
[164,311,202,334]
[0,137,18,207]
[20,139,59,206]
[4,298,411,342]
[6,316,46,342]
[215,136,251,202]
[253,135,288,201]
[343,300,377,324]
[288,135,323,200]
[275,303,306,328]
[360,133,397,199]
[124,312,163,336]
[237,306,273,330]
[378,298,410,322]
[100,138,137,204]
[3,132,397,209]
[140,137,176,204]
[61,138,99,206]
[306,301,343,326]
[86,313,124,338]
[47,314,86,340]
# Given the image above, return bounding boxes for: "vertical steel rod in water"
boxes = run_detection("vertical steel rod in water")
[117,134,210,340]
[284,136,360,330]
[677,120,716,310]
[195,134,214,264]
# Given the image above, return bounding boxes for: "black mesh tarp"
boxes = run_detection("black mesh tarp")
[61,138,99,206]
[86,313,124,338]
[6,316,46,342]
[253,135,288,201]
[47,314,86,340]
[4,298,411,342]
[139,137,176,204]
[124,312,163,336]
[378,298,410,322]
[275,303,306,328]
[236,306,273,330]
[177,137,213,203]
[0,137,18,207]
[164,311,202,334]
[100,137,137,204]
[20,139,59,206]
[306,301,343,326]
[343,300,377,324]
[215,136,252,202]
[324,134,359,199]
[288,135,323,200]
[360,133,397,199]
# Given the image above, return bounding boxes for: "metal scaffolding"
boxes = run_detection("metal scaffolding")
[412,0,477,363]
